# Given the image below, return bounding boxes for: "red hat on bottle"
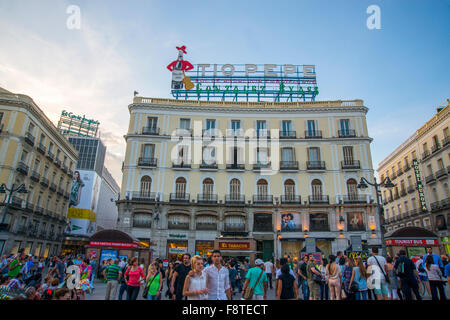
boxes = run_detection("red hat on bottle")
[176,45,187,54]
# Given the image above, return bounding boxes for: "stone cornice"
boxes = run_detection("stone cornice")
[0,95,78,159]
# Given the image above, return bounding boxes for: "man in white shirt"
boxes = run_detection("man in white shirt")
[367,247,388,300]
[264,259,274,289]
[204,250,231,300]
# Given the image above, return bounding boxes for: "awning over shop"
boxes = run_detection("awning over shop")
[385,227,439,246]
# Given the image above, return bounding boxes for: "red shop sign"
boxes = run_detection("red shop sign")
[89,241,138,248]
[385,239,438,246]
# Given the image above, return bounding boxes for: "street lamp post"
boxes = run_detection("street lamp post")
[0,183,28,231]
[357,176,394,256]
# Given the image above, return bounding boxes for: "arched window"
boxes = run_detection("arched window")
[257,179,268,199]
[140,176,152,197]
[202,178,214,200]
[224,215,245,231]
[311,179,323,200]
[230,179,241,200]
[347,178,358,199]
[175,177,186,197]
[133,212,152,228]
[168,213,189,229]
[284,179,295,201]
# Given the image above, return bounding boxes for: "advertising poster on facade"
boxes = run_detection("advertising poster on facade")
[99,250,118,265]
[65,170,101,236]
[281,213,301,231]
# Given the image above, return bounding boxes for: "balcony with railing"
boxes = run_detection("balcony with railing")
[67,169,73,178]
[61,164,68,173]
[338,129,356,138]
[279,131,296,139]
[174,128,192,136]
[223,223,246,232]
[57,188,64,196]
[400,189,407,197]
[226,129,244,137]
[431,143,441,154]
[253,194,273,204]
[168,221,190,230]
[46,151,54,161]
[200,161,218,170]
[225,194,245,205]
[197,194,218,204]
[141,126,160,135]
[10,196,23,209]
[435,168,448,179]
[393,192,400,200]
[404,164,411,172]
[24,131,35,146]
[172,161,191,169]
[396,168,404,177]
[25,202,34,213]
[138,157,157,167]
[281,195,301,204]
[40,177,49,188]
[226,163,245,170]
[442,136,450,147]
[30,170,40,182]
[49,183,57,192]
[422,150,430,160]
[280,161,299,170]
[308,195,330,204]
[54,158,61,168]
[130,191,157,202]
[342,195,367,204]
[34,206,44,215]
[202,128,220,138]
[64,192,70,200]
[253,162,271,170]
[196,222,217,231]
[425,173,436,184]
[341,160,360,170]
[169,193,190,203]
[407,185,416,193]
[256,129,270,139]
[305,130,322,139]
[306,161,326,170]
[16,161,29,175]
[37,142,46,155]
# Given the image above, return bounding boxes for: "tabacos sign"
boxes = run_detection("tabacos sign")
[167,45,319,102]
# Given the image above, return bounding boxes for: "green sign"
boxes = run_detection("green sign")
[169,234,186,238]
[61,110,100,125]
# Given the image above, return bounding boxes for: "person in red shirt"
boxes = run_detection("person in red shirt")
[167,45,194,90]
[124,257,145,300]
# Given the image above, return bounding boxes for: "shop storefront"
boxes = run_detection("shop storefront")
[385,227,440,258]
[280,239,303,262]
[214,238,256,264]
[195,240,214,258]
[61,235,90,255]
[167,240,188,261]
[85,229,150,273]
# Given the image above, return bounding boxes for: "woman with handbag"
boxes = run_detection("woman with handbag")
[276,264,298,300]
[183,255,208,300]
[124,257,145,300]
[144,262,163,300]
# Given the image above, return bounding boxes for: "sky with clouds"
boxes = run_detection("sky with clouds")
[0,0,449,185]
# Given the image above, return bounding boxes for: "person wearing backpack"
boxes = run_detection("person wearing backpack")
[394,250,422,300]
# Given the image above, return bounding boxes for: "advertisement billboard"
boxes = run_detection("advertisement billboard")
[65,170,101,236]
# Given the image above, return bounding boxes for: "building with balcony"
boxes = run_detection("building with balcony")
[0,87,78,257]
[117,96,380,263]
[378,100,449,254]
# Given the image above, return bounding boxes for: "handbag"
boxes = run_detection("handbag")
[373,256,390,284]
[142,272,158,299]
[243,269,264,300]
[312,267,323,284]
[349,281,359,293]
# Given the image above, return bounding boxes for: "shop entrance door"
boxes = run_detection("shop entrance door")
[262,240,274,261]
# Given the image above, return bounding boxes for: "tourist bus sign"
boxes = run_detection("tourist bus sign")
[167,45,319,102]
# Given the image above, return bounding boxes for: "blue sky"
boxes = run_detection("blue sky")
[0,0,449,183]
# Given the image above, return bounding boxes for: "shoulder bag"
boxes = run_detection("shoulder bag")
[142,272,158,299]
[243,269,264,300]
[373,256,390,284]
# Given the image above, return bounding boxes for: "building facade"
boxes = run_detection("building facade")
[59,132,120,254]
[0,87,78,256]
[117,96,381,263]
[377,102,449,254]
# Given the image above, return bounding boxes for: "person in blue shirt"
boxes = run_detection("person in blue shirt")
[422,247,443,269]
[445,260,450,286]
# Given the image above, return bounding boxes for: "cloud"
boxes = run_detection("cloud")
[0,16,132,184]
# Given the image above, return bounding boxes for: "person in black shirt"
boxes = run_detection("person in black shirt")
[170,254,192,300]
[277,264,298,300]
[394,250,422,300]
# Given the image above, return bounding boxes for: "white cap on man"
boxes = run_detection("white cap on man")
[255,259,264,266]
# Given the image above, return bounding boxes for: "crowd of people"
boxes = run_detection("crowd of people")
[0,246,449,301]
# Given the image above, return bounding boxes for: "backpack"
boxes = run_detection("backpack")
[395,261,406,277]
